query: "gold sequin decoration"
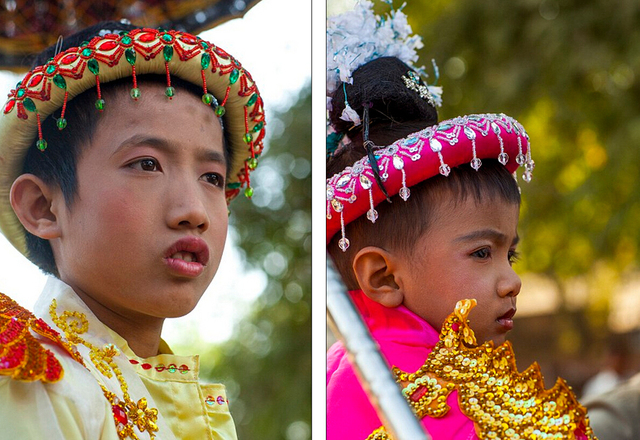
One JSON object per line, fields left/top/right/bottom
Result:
{"left": 366, "top": 299, "right": 597, "bottom": 440}
{"left": 50, "top": 300, "right": 159, "bottom": 439}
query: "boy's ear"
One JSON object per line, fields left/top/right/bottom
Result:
{"left": 10, "top": 174, "right": 62, "bottom": 240}
{"left": 352, "top": 246, "right": 404, "bottom": 308}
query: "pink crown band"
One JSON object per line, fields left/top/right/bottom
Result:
{"left": 326, "top": 113, "right": 533, "bottom": 249}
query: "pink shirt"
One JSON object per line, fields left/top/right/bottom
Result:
{"left": 327, "top": 290, "right": 478, "bottom": 440}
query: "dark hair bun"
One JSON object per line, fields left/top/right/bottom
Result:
{"left": 327, "top": 57, "right": 439, "bottom": 174}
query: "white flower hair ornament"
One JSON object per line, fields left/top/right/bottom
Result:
{"left": 326, "top": 0, "right": 442, "bottom": 125}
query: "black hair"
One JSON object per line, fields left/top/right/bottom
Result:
{"left": 326, "top": 57, "right": 520, "bottom": 289}
{"left": 21, "top": 21, "right": 231, "bottom": 276}
{"left": 327, "top": 57, "right": 439, "bottom": 176}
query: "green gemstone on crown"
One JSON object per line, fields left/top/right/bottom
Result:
{"left": 57, "top": 118, "right": 67, "bottom": 130}
{"left": 53, "top": 74, "right": 67, "bottom": 89}
{"left": 95, "top": 98, "right": 105, "bottom": 110}
{"left": 200, "top": 41, "right": 209, "bottom": 49}
{"left": 229, "top": 69, "right": 239, "bottom": 85}
{"left": 163, "top": 45, "right": 173, "bottom": 62}
{"left": 125, "top": 48, "right": 136, "bottom": 65}
{"left": 243, "top": 133, "right": 253, "bottom": 144}
{"left": 165, "top": 86, "right": 175, "bottom": 98}
{"left": 202, "top": 93, "right": 214, "bottom": 105}
{"left": 214, "top": 105, "right": 225, "bottom": 117}
{"left": 16, "top": 88, "right": 25, "bottom": 98}
{"left": 22, "top": 97, "right": 36, "bottom": 112}
{"left": 87, "top": 59, "right": 100, "bottom": 75}
{"left": 247, "top": 158, "right": 258, "bottom": 170}
{"left": 227, "top": 182, "right": 241, "bottom": 189}
{"left": 201, "top": 53, "right": 211, "bottom": 70}
{"left": 130, "top": 88, "right": 141, "bottom": 100}
{"left": 161, "top": 33, "right": 172, "bottom": 42}
{"left": 80, "top": 41, "right": 89, "bottom": 47}
{"left": 36, "top": 139, "right": 48, "bottom": 151}
{"left": 252, "top": 121, "right": 264, "bottom": 132}
{"left": 120, "top": 35, "right": 132, "bottom": 45}
{"left": 81, "top": 48, "right": 92, "bottom": 57}
{"left": 45, "top": 64, "right": 57, "bottom": 75}
{"left": 246, "top": 93, "right": 258, "bottom": 106}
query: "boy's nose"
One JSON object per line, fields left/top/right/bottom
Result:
{"left": 498, "top": 267, "right": 522, "bottom": 298}
{"left": 166, "top": 183, "right": 210, "bottom": 232}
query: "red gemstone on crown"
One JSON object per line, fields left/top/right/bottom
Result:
{"left": 98, "top": 41, "right": 118, "bottom": 52}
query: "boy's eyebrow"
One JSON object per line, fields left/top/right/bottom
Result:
{"left": 113, "top": 134, "right": 226, "bottom": 164}
{"left": 454, "top": 229, "right": 520, "bottom": 246}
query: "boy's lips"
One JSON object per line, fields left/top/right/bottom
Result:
{"left": 164, "top": 236, "right": 210, "bottom": 277}
{"left": 496, "top": 308, "right": 516, "bottom": 331}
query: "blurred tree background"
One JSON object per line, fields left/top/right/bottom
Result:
{"left": 200, "top": 89, "right": 311, "bottom": 440}
{"left": 385, "top": 0, "right": 640, "bottom": 394}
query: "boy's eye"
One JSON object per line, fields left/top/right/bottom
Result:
{"left": 508, "top": 250, "right": 520, "bottom": 265}
{"left": 130, "top": 158, "right": 160, "bottom": 172}
{"left": 202, "top": 172, "right": 225, "bottom": 188}
{"left": 472, "top": 248, "right": 490, "bottom": 259}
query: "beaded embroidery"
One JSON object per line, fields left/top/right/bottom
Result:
{"left": 49, "top": 300, "right": 159, "bottom": 440}
{"left": 326, "top": 113, "right": 534, "bottom": 250}
{"left": 365, "top": 300, "right": 596, "bottom": 440}
{"left": 0, "top": 292, "right": 82, "bottom": 382}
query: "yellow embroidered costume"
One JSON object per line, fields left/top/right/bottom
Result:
{"left": 0, "top": 277, "right": 236, "bottom": 440}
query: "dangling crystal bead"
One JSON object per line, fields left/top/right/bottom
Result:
{"left": 516, "top": 153, "right": 526, "bottom": 165}
{"left": 523, "top": 171, "right": 532, "bottom": 183}
{"left": 470, "top": 158, "right": 482, "bottom": 171}
{"left": 202, "top": 93, "right": 214, "bottom": 105}
{"left": 165, "top": 86, "right": 175, "bottom": 98}
{"left": 57, "top": 118, "right": 67, "bottom": 130}
{"left": 439, "top": 164, "right": 451, "bottom": 176}
{"left": 498, "top": 152, "right": 509, "bottom": 165}
{"left": 338, "top": 238, "right": 350, "bottom": 252}
{"left": 130, "top": 88, "right": 140, "bottom": 100}
{"left": 399, "top": 186, "right": 410, "bottom": 201}
{"left": 247, "top": 158, "right": 258, "bottom": 170}
{"left": 331, "top": 199, "right": 343, "bottom": 212}
{"left": 367, "top": 209, "right": 378, "bottom": 223}
{"left": 244, "top": 187, "right": 254, "bottom": 198}
{"left": 214, "top": 106, "right": 225, "bottom": 117}
{"left": 95, "top": 99, "right": 105, "bottom": 111}
{"left": 243, "top": 133, "right": 253, "bottom": 144}
{"left": 36, "top": 139, "right": 47, "bottom": 151}
{"left": 430, "top": 138, "right": 443, "bottom": 153}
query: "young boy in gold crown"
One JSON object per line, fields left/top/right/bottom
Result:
{"left": 0, "top": 21, "right": 265, "bottom": 439}
{"left": 326, "top": 2, "right": 596, "bottom": 439}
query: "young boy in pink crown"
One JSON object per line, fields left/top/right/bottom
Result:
{"left": 326, "top": 2, "right": 596, "bottom": 439}
{"left": 0, "top": 21, "right": 265, "bottom": 439}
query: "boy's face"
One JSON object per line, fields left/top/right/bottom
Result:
{"left": 397, "top": 194, "right": 521, "bottom": 346}
{"left": 51, "top": 82, "right": 228, "bottom": 322}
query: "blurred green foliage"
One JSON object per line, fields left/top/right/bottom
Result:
{"left": 201, "top": 89, "right": 311, "bottom": 440}
{"left": 397, "top": 0, "right": 640, "bottom": 383}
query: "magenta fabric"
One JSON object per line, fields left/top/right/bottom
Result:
{"left": 327, "top": 290, "right": 479, "bottom": 440}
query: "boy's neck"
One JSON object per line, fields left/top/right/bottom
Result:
{"left": 72, "top": 286, "right": 164, "bottom": 358}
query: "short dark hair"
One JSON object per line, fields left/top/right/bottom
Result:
{"left": 328, "top": 160, "right": 522, "bottom": 290}
{"left": 21, "top": 23, "right": 230, "bottom": 276}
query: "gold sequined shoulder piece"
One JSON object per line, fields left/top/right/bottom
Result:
{"left": 389, "top": 299, "right": 597, "bottom": 440}
{"left": 0, "top": 292, "right": 82, "bottom": 382}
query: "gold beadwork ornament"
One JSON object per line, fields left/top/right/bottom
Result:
{"left": 0, "top": 292, "right": 82, "bottom": 382}
{"left": 366, "top": 299, "right": 597, "bottom": 440}
{"left": 50, "top": 300, "right": 159, "bottom": 439}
